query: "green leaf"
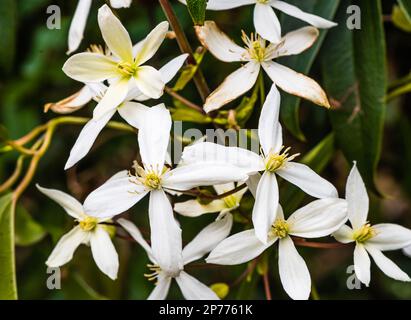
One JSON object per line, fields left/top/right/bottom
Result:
{"left": 173, "top": 48, "right": 206, "bottom": 91}
{"left": 0, "top": 193, "right": 18, "bottom": 299}
{"left": 186, "top": 0, "right": 207, "bottom": 25}
{"left": 63, "top": 273, "right": 107, "bottom": 300}
{"left": 15, "top": 204, "right": 46, "bottom": 246}
{"left": 398, "top": 0, "right": 411, "bottom": 21}
{"left": 321, "top": 0, "right": 386, "bottom": 194}
{"left": 392, "top": 5, "right": 411, "bottom": 32}
{"left": 0, "top": 0, "right": 17, "bottom": 74}
{"left": 171, "top": 101, "right": 212, "bottom": 124}
{"left": 279, "top": 0, "right": 340, "bottom": 141}
{"left": 235, "top": 82, "right": 259, "bottom": 127}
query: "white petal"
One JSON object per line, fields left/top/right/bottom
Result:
{"left": 148, "top": 274, "right": 172, "bottom": 300}
{"left": 174, "top": 199, "right": 227, "bottom": 217}
{"left": 36, "top": 185, "right": 83, "bottom": 219}
{"left": 163, "top": 163, "right": 249, "bottom": 191}
{"left": 138, "top": 104, "right": 171, "bottom": 169}
{"left": 207, "top": 229, "right": 273, "bottom": 265}
{"left": 403, "top": 245, "right": 411, "bottom": 258}
{"left": 117, "top": 218, "right": 154, "bottom": 261}
{"left": 46, "top": 226, "right": 87, "bottom": 267}
{"left": 277, "top": 162, "right": 338, "bottom": 199}
{"left": 98, "top": 4, "right": 133, "bottom": 62}
{"left": 45, "top": 86, "right": 95, "bottom": 114}
{"left": 117, "top": 101, "right": 148, "bottom": 129}
{"left": 262, "top": 61, "right": 330, "bottom": 108}
{"left": 246, "top": 173, "right": 261, "bottom": 198}
{"left": 345, "top": 162, "right": 369, "bottom": 230}
{"left": 149, "top": 190, "right": 183, "bottom": 275}
{"left": 204, "top": 62, "right": 260, "bottom": 113}
{"left": 204, "top": 0, "right": 255, "bottom": 10}
{"left": 354, "top": 243, "right": 371, "bottom": 286}
{"left": 176, "top": 271, "right": 219, "bottom": 300}
{"left": 65, "top": 110, "right": 115, "bottom": 170}
{"left": 271, "top": 1, "right": 337, "bottom": 29}
{"left": 213, "top": 182, "right": 235, "bottom": 195}
{"left": 134, "top": 21, "right": 169, "bottom": 65}
{"left": 288, "top": 198, "right": 348, "bottom": 238}
{"left": 270, "top": 26, "right": 319, "bottom": 59}
{"left": 109, "top": 0, "right": 132, "bottom": 8}
{"left": 252, "top": 172, "right": 279, "bottom": 244}
{"left": 195, "top": 21, "right": 248, "bottom": 63}
{"left": 333, "top": 225, "right": 355, "bottom": 244}
{"left": 84, "top": 171, "right": 148, "bottom": 218}
{"left": 366, "top": 245, "right": 411, "bottom": 282}
{"left": 278, "top": 236, "right": 311, "bottom": 300}
{"left": 67, "top": 0, "right": 93, "bottom": 55}
{"left": 93, "top": 78, "right": 131, "bottom": 120}
{"left": 254, "top": 3, "right": 281, "bottom": 44}
{"left": 367, "top": 224, "right": 411, "bottom": 251}
{"left": 159, "top": 54, "right": 189, "bottom": 84}
{"left": 134, "top": 66, "right": 165, "bottom": 99}
{"left": 90, "top": 226, "right": 119, "bottom": 280}
{"left": 258, "top": 85, "right": 282, "bottom": 155}
{"left": 183, "top": 214, "right": 233, "bottom": 264}
{"left": 63, "top": 53, "right": 118, "bottom": 83}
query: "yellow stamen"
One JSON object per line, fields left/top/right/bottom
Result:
{"left": 117, "top": 61, "right": 137, "bottom": 77}
{"left": 265, "top": 147, "right": 300, "bottom": 173}
{"left": 270, "top": 219, "right": 289, "bottom": 239}
{"left": 223, "top": 195, "right": 238, "bottom": 209}
{"left": 79, "top": 216, "right": 98, "bottom": 232}
{"left": 353, "top": 223, "right": 376, "bottom": 243}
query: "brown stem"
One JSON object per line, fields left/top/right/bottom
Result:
{"left": 230, "top": 258, "right": 258, "bottom": 288}
{"left": 292, "top": 237, "right": 349, "bottom": 249}
{"left": 159, "top": 0, "right": 210, "bottom": 102}
{"left": 263, "top": 272, "right": 272, "bottom": 300}
{"left": 165, "top": 86, "right": 205, "bottom": 114}
{"left": 0, "top": 156, "right": 26, "bottom": 193}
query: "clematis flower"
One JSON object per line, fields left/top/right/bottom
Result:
{"left": 64, "top": 53, "right": 188, "bottom": 170}
{"left": 333, "top": 163, "right": 411, "bottom": 286}
{"left": 180, "top": 0, "right": 336, "bottom": 44}
{"left": 37, "top": 185, "right": 119, "bottom": 280}
{"left": 181, "top": 85, "right": 337, "bottom": 243}
{"left": 207, "top": 199, "right": 347, "bottom": 300}
{"left": 174, "top": 182, "right": 247, "bottom": 218}
{"left": 195, "top": 21, "right": 330, "bottom": 113}
{"left": 68, "top": 0, "right": 132, "bottom": 55}
{"left": 118, "top": 214, "right": 233, "bottom": 300}
{"left": 64, "top": 5, "right": 168, "bottom": 120}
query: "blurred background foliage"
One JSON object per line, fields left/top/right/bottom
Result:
{"left": 1, "top": 0, "right": 411, "bottom": 300}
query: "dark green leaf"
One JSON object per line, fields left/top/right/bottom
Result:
{"left": 398, "top": 0, "right": 411, "bottom": 21}
{"left": 186, "top": 0, "right": 207, "bottom": 25}
{"left": 15, "top": 204, "right": 46, "bottom": 246}
{"left": 0, "top": 0, "right": 17, "bottom": 74}
{"left": 392, "top": 5, "right": 411, "bottom": 32}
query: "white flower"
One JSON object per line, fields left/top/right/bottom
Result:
{"left": 404, "top": 245, "right": 411, "bottom": 258}
{"left": 36, "top": 185, "right": 119, "bottom": 280}
{"left": 181, "top": 85, "right": 338, "bottom": 243}
{"left": 174, "top": 182, "right": 247, "bottom": 218}
{"left": 207, "top": 199, "right": 347, "bottom": 300}
{"left": 195, "top": 21, "right": 330, "bottom": 113}
{"left": 333, "top": 163, "right": 411, "bottom": 286}
{"left": 117, "top": 214, "right": 233, "bottom": 300}
{"left": 64, "top": 54, "right": 188, "bottom": 170}
{"left": 68, "top": 0, "right": 132, "bottom": 55}
{"left": 180, "top": 0, "right": 336, "bottom": 44}
{"left": 64, "top": 5, "right": 167, "bottom": 120}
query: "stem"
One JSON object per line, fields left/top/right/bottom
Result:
{"left": 258, "top": 72, "right": 265, "bottom": 107}
{"left": 230, "top": 258, "right": 258, "bottom": 288}
{"left": 159, "top": 0, "right": 210, "bottom": 102}
{"left": 263, "top": 272, "right": 272, "bottom": 300}
{"left": 292, "top": 237, "right": 348, "bottom": 249}
{"left": 0, "top": 156, "right": 25, "bottom": 193}
{"left": 165, "top": 86, "right": 205, "bottom": 114}
{"left": 171, "top": 183, "right": 248, "bottom": 200}
{"left": 311, "top": 284, "right": 320, "bottom": 300}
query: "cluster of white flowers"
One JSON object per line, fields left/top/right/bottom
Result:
{"left": 39, "top": 2, "right": 411, "bottom": 300}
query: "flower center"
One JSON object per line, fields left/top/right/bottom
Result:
{"left": 264, "top": 147, "right": 299, "bottom": 173}
{"left": 256, "top": 0, "right": 270, "bottom": 3}
{"left": 144, "top": 264, "right": 162, "bottom": 284}
{"left": 117, "top": 61, "right": 137, "bottom": 77}
{"left": 79, "top": 216, "right": 98, "bottom": 232}
{"left": 270, "top": 219, "right": 289, "bottom": 239}
{"left": 241, "top": 32, "right": 268, "bottom": 62}
{"left": 223, "top": 195, "right": 238, "bottom": 209}
{"left": 353, "top": 223, "right": 376, "bottom": 243}
{"left": 132, "top": 161, "right": 169, "bottom": 190}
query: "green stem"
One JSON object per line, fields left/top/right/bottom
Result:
{"left": 258, "top": 72, "right": 266, "bottom": 107}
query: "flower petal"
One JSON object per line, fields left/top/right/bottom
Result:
{"left": 159, "top": 54, "right": 189, "bottom": 84}
{"left": 90, "top": 226, "right": 119, "bottom": 280}
{"left": 67, "top": 0, "right": 93, "bottom": 54}
{"left": 288, "top": 198, "right": 348, "bottom": 238}
{"left": 36, "top": 185, "right": 83, "bottom": 219}
{"left": 183, "top": 214, "right": 233, "bottom": 264}
{"left": 345, "top": 162, "right": 369, "bottom": 230}
{"left": 65, "top": 109, "right": 115, "bottom": 170}
{"left": 63, "top": 53, "right": 118, "bottom": 83}
{"left": 367, "top": 224, "right": 411, "bottom": 251}
{"left": 204, "top": 62, "right": 260, "bottom": 113}
{"left": 98, "top": 4, "right": 133, "bottom": 62}
{"left": 258, "top": 85, "right": 282, "bottom": 155}
{"left": 110, "top": 0, "right": 132, "bottom": 8}
{"left": 147, "top": 274, "right": 172, "bottom": 300}
{"left": 195, "top": 21, "right": 248, "bottom": 63}
{"left": 176, "top": 271, "right": 219, "bottom": 300}
{"left": 206, "top": 229, "right": 273, "bottom": 265}
{"left": 366, "top": 245, "right": 411, "bottom": 282}
{"left": 278, "top": 236, "right": 311, "bottom": 300}
{"left": 252, "top": 171, "right": 279, "bottom": 244}
{"left": 354, "top": 243, "right": 371, "bottom": 286}
{"left": 134, "top": 21, "right": 169, "bottom": 65}
{"left": 174, "top": 199, "right": 227, "bottom": 217}
{"left": 254, "top": 3, "right": 281, "bottom": 44}
{"left": 46, "top": 226, "right": 87, "bottom": 267}
{"left": 204, "top": 0, "right": 255, "bottom": 10}
{"left": 246, "top": 173, "right": 261, "bottom": 198}
{"left": 277, "top": 162, "right": 338, "bottom": 199}
{"left": 333, "top": 225, "right": 355, "bottom": 244}
{"left": 134, "top": 66, "right": 165, "bottom": 99}
{"left": 138, "top": 104, "right": 171, "bottom": 169}
{"left": 149, "top": 190, "right": 183, "bottom": 275}
{"left": 403, "top": 245, "right": 411, "bottom": 258}
{"left": 117, "top": 101, "right": 149, "bottom": 129}
{"left": 262, "top": 61, "right": 330, "bottom": 108}
{"left": 84, "top": 171, "right": 148, "bottom": 218}
{"left": 44, "top": 85, "right": 94, "bottom": 114}
{"left": 271, "top": 1, "right": 337, "bottom": 29}
{"left": 163, "top": 162, "right": 249, "bottom": 191}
